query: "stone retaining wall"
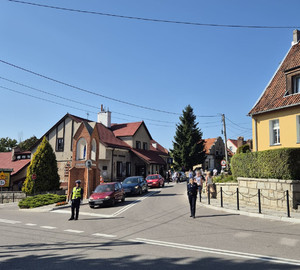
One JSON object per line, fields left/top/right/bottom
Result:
{"left": 0, "top": 191, "right": 26, "bottom": 203}
{"left": 215, "top": 183, "right": 238, "bottom": 204}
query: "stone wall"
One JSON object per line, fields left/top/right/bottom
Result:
{"left": 215, "top": 182, "right": 238, "bottom": 204}
{"left": 0, "top": 191, "right": 26, "bottom": 203}
{"left": 237, "top": 177, "right": 300, "bottom": 210}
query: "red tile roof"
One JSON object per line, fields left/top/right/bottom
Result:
{"left": 150, "top": 140, "right": 169, "bottom": 155}
{"left": 204, "top": 138, "right": 216, "bottom": 154}
{"left": 0, "top": 152, "right": 30, "bottom": 175}
{"left": 111, "top": 122, "right": 143, "bottom": 137}
{"left": 131, "top": 149, "right": 166, "bottom": 165}
{"left": 228, "top": 139, "right": 238, "bottom": 148}
{"left": 96, "top": 123, "right": 131, "bottom": 149}
{"left": 249, "top": 42, "right": 300, "bottom": 115}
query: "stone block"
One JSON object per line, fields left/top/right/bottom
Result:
{"left": 257, "top": 182, "right": 265, "bottom": 190}
{"left": 247, "top": 181, "right": 257, "bottom": 189}
{"left": 239, "top": 181, "right": 247, "bottom": 187}
{"left": 239, "top": 187, "right": 249, "bottom": 194}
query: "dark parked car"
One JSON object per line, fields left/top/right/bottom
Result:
{"left": 122, "top": 176, "right": 148, "bottom": 195}
{"left": 88, "top": 182, "right": 125, "bottom": 208}
{"left": 179, "top": 172, "right": 188, "bottom": 182}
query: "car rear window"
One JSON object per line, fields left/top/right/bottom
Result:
{"left": 146, "top": 175, "right": 158, "bottom": 180}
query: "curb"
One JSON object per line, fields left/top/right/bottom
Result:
{"left": 199, "top": 202, "right": 300, "bottom": 224}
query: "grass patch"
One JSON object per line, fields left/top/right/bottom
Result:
{"left": 18, "top": 194, "right": 66, "bottom": 209}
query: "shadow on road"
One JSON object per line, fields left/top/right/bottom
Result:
{"left": 0, "top": 239, "right": 297, "bottom": 270}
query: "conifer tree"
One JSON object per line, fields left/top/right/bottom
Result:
{"left": 23, "top": 137, "right": 60, "bottom": 194}
{"left": 171, "top": 105, "right": 206, "bottom": 171}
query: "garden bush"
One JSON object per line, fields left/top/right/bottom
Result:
{"left": 231, "top": 148, "right": 300, "bottom": 180}
{"left": 213, "top": 174, "right": 236, "bottom": 183}
{"left": 236, "top": 144, "right": 251, "bottom": 154}
{"left": 18, "top": 194, "right": 66, "bottom": 209}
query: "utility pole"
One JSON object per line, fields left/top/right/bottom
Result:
{"left": 222, "top": 114, "right": 229, "bottom": 171}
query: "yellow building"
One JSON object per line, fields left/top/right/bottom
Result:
{"left": 249, "top": 30, "right": 300, "bottom": 151}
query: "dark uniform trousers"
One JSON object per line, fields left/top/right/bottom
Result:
{"left": 71, "top": 198, "right": 81, "bottom": 220}
{"left": 188, "top": 194, "right": 197, "bottom": 217}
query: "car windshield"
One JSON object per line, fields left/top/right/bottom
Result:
{"left": 146, "top": 175, "right": 158, "bottom": 180}
{"left": 123, "top": 178, "right": 139, "bottom": 184}
{"left": 94, "top": 184, "right": 114, "bottom": 193}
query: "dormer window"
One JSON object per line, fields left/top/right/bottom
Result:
{"left": 293, "top": 75, "right": 300, "bottom": 93}
{"left": 136, "top": 141, "right": 141, "bottom": 149}
{"left": 285, "top": 66, "right": 300, "bottom": 95}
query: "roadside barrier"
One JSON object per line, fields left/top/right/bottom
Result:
{"left": 206, "top": 187, "right": 296, "bottom": 218}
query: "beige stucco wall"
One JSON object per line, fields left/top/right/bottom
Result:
{"left": 252, "top": 106, "right": 300, "bottom": 151}
{"left": 133, "top": 126, "right": 151, "bottom": 149}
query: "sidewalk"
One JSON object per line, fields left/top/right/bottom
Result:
{"left": 198, "top": 194, "right": 300, "bottom": 224}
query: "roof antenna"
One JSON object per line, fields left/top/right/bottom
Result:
{"left": 86, "top": 112, "right": 89, "bottom": 120}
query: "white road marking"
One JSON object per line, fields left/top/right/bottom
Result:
{"left": 64, "top": 229, "right": 84, "bottom": 233}
{"left": 51, "top": 209, "right": 112, "bottom": 218}
{"left": 280, "top": 237, "right": 299, "bottom": 247}
{"left": 92, "top": 233, "right": 116, "bottom": 238}
{"left": 0, "top": 218, "right": 21, "bottom": 224}
{"left": 132, "top": 238, "right": 300, "bottom": 266}
{"left": 25, "top": 223, "right": 37, "bottom": 226}
{"left": 40, "top": 226, "right": 56, "bottom": 229}
{"left": 112, "top": 191, "right": 159, "bottom": 217}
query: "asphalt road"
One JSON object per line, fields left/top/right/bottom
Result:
{"left": 1, "top": 182, "right": 300, "bottom": 270}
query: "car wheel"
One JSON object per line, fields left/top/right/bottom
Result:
{"left": 121, "top": 195, "right": 125, "bottom": 202}
{"left": 139, "top": 188, "right": 142, "bottom": 195}
{"left": 145, "top": 187, "right": 148, "bottom": 193}
{"left": 89, "top": 205, "right": 95, "bottom": 209}
{"left": 162, "top": 182, "right": 165, "bottom": 187}
{"left": 111, "top": 198, "right": 116, "bottom": 207}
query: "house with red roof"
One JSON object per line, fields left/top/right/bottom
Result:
{"left": 32, "top": 105, "right": 169, "bottom": 197}
{"left": 227, "top": 137, "right": 252, "bottom": 155}
{"left": 249, "top": 30, "right": 300, "bottom": 151}
{"left": 0, "top": 148, "right": 31, "bottom": 190}
{"left": 202, "top": 137, "right": 225, "bottom": 172}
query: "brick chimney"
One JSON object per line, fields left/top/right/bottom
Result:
{"left": 97, "top": 104, "right": 111, "bottom": 128}
{"left": 237, "top": 136, "right": 244, "bottom": 148}
{"left": 292, "top": 29, "right": 300, "bottom": 45}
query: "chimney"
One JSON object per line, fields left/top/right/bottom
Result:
{"left": 292, "top": 29, "right": 300, "bottom": 45}
{"left": 97, "top": 104, "right": 111, "bottom": 128}
{"left": 237, "top": 136, "right": 244, "bottom": 148}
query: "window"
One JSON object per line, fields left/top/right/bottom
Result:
{"left": 293, "top": 76, "right": 300, "bottom": 94}
{"left": 143, "top": 142, "right": 148, "bottom": 150}
{"left": 269, "top": 119, "right": 280, "bottom": 145}
{"left": 297, "top": 115, "right": 300, "bottom": 143}
{"left": 126, "top": 162, "right": 131, "bottom": 177}
{"left": 117, "top": 162, "right": 122, "bottom": 177}
{"left": 56, "top": 138, "right": 64, "bottom": 151}
{"left": 136, "top": 141, "right": 141, "bottom": 149}
{"left": 76, "top": 138, "right": 87, "bottom": 160}
{"left": 91, "top": 139, "right": 96, "bottom": 160}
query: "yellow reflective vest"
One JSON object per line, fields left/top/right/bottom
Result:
{"left": 72, "top": 187, "right": 82, "bottom": 200}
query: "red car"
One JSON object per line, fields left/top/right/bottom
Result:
{"left": 88, "top": 182, "right": 125, "bottom": 208}
{"left": 146, "top": 174, "right": 165, "bottom": 188}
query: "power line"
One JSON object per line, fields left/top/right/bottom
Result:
{"left": 0, "top": 59, "right": 219, "bottom": 118}
{"left": 225, "top": 116, "right": 252, "bottom": 131}
{"left": 7, "top": 0, "right": 300, "bottom": 29}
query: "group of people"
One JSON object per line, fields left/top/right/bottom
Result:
{"left": 187, "top": 169, "right": 216, "bottom": 218}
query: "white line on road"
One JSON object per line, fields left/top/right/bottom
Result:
{"left": 0, "top": 218, "right": 21, "bottom": 224}
{"left": 51, "top": 209, "right": 112, "bottom": 218}
{"left": 112, "top": 191, "right": 159, "bottom": 217}
{"left": 132, "top": 238, "right": 300, "bottom": 266}
{"left": 64, "top": 229, "right": 84, "bottom": 233}
{"left": 40, "top": 226, "right": 56, "bottom": 229}
{"left": 25, "top": 223, "right": 37, "bottom": 226}
{"left": 92, "top": 233, "right": 116, "bottom": 238}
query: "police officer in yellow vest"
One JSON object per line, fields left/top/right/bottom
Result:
{"left": 69, "top": 180, "right": 83, "bottom": 221}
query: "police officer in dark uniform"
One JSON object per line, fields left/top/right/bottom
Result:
{"left": 187, "top": 178, "right": 198, "bottom": 218}
{"left": 69, "top": 180, "right": 84, "bottom": 221}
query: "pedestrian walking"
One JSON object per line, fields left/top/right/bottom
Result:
{"left": 188, "top": 169, "right": 194, "bottom": 179}
{"left": 165, "top": 170, "right": 170, "bottom": 184}
{"left": 69, "top": 180, "right": 83, "bottom": 221}
{"left": 195, "top": 170, "right": 204, "bottom": 202}
{"left": 187, "top": 178, "right": 198, "bottom": 218}
{"left": 206, "top": 171, "right": 216, "bottom": 199}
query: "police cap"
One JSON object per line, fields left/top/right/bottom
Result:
{"left": 75, "top": 180, "right": 81, "bottom": 184}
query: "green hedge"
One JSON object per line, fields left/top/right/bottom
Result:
{"left": 18, "top": 194, "right": 66, "bottom": 209}
{"left": 231, "top": 148, "right": 300, "bottom": 180}
{"left": 213, "top": 174, "right": 236, "bottom": 183}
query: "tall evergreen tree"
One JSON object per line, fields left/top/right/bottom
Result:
{"left": 22, "top": 137, "right": 60, "bottom": 194}
{"left": 171, "top": 105, "right": 206, "bottom": 171}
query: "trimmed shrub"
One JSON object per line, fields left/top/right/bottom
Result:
{"left": 231, "top": 148, "right": 300, "bottom": 180}
{"left": 213, "top": 174, "right": 236, "bottom": 183}
{"left": 236, "top": 144, "right": 251, "bottom": 154}
{"left": 18, "top": 194, "right": 66, "bottom": 209}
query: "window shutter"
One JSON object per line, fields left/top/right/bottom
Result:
{"left": 297, "top": 116, "right": 300, "bottom": 143}
{"left": 269, "top": 120, "right": 273, "bottom": 145}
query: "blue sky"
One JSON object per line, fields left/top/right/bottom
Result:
{"left": 1, "top": 0, "right": 299, "bottom": 150}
